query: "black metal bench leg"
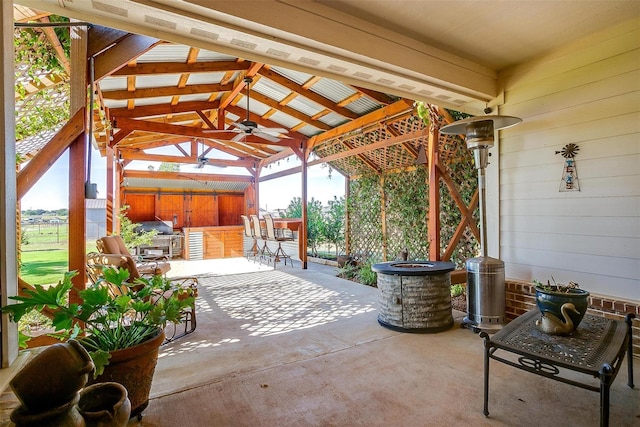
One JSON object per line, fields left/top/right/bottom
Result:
{"left": 626, "top": 314, "right": 635, "bottom": 389}
{"left": 480, "top": 331, "right": 491, "bottom": 417}
{"left": 599, "top": 363, "right": 613, "bottom": 427}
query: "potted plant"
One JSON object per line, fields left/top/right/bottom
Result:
{"left": 533, "top": 277, "right": 590, "bottom": 332}
{"left": 2, "top": 267, "right": 195, "bottom": 419}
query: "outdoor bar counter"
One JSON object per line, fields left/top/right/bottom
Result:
{"left": 183, "top": 226, "right": 244, "bottom": 260}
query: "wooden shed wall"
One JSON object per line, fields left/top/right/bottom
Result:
{"left": 497, "top": 18, "right": 640, "bottom": 300}
{"left": 123, "top": 192, "right": 245, "bottom": 230}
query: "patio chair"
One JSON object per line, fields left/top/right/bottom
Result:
{"left": 241, "top": 215, "right": 258, "bottom": 261}
{"left": 86, "top": 252, "right": 198, "bottom": 343}
{"left": 250, "top": 214, "right": 273, "bottom": 264}
{"left": 263, "top": 213, "right": 294, "bottom": 269}
{"left": 96, "top": 235, "right": 171, "bottom": 277}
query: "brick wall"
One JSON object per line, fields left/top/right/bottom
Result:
{"left": 505, "top": 280, "right": 640, "bottom": 358}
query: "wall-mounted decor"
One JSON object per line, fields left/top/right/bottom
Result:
{"left": 556, "top": 143, "right": 580, "bottom": 192}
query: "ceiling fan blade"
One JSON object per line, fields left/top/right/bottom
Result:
{"left": 253, "top": 130, "right": 281, "bottom": 143}
{"left": 261, "top": 127, "right": 289, "bottom": 134}
{"left": 231, "top": 133, "right": 246, "bottom": 142}
{"left": 202, "top": 128, "right": 237, "bottom": 134}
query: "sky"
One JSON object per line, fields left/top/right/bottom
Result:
{"left": 20, "top": 145, "right": 345, "bottom": 212}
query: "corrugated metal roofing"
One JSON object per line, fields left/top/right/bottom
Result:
{"left": 137, "top": 44, "right": 192, "bottom": 62}
{"left": 97, "top": 76, "right": 127, "bottom": 91}
{"left": 187, "top": 72, "right": 227, "bottom": 85}
{"left": 136, "top": 74, "right": 180, "bottom": 89}
{"left": 286, "top": 96, "right": 324, "bottom": 118}
{"left": 309, "top": 79, "right": 357, "bottom": 104}
{"left": 196, "top": 50, "right": 236, "bottom": 62}
{"left": 122, "top": 177, "right": 250, "bottom": 192}
{"left": 270, "top": 66, "right": 313, "bottom": 86}
{"left": 252, "top": 79, "right": 289, "bottom": 102}
{"left": 86, "top": 198, "right": 107, "bottom": 209}
{"left": 345, "top": 97, "right": 384, "bottom": 115}
{"left": 319, "top": 112, "right": 350, "bottom": 128}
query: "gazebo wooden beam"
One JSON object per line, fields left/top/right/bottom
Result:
{"left": 93, "top": 34, "right": 160, "bottom": 81}
{"left": 308, "top": 99, "right": 414, "bottom": 148}
{"left": 123, "top": 169, "right": 254, "bottom": 183}
{"left": 259, "top": 68, "right": 359, "bottom": 119}
{"left": 117, "top": 149, "right": 255, "bottom": 168}
{"left": 110, "top": 60, "right": 251, "bottom": 76}
{"left": 101, "top": 82, "right": 234, "bottom": 100}
{"left": 107, "top": 100, "right": 221, "bottom": 119}
{"left": 16, "top": 108, "right": 85, "bottom": 199}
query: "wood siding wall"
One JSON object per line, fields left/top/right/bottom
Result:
{"left": 123, "top": 192, "right": 245, "bottom": 229}
{"left": 497, "top": 19, "right": 640, "bottom": 300}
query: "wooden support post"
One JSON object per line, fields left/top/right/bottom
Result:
{"left": 380, "top": 175, "right": 387, "bottom": 261}
{"left": 68, "top": 22, "right": 88, "bottom": 300}
{"left": 344, "top": 177, "right": 351, "bottom": 257}
{"left": 1, "top": 0, "right": 18, "bottom": 367}
{"left": 428, "top": 124, "right": 441, "bottom": 261}
{"left": 106, "top": 146, "right": 114, "bottom": 234}
{"left": 301, "top": 147, "right": 309, "bottom": 269}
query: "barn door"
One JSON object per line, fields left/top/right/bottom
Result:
{"left": 123, "top": 194, "right": 155, "bottom": 222}
{"left": 218, "top": 195, "right": 244, "bottom": 226}
{"left": 156, "top": 194, "right": 185, "bottom": 229}
{"left": 188, "top": 194, "right": 218, "bottom": 227}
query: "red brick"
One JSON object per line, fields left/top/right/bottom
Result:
{"left": 613, "top": 301, "right": 625, "bottom": 312}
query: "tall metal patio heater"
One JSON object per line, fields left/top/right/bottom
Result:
{"left": 440, "top": 115, "right": 522, "bottom": 332}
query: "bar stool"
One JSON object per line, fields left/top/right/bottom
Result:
{"left": 263, "top": 213, "right": 294, "bottom": 268}
{"left": 250, "top": 214, "right": 273, "bottom": 264}
{"left": 241, "top": 215, "right": 258, "bottom": 261}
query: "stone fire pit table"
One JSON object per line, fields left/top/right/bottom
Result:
{"left": 372, "top": 261, "right": 456, "bottom": 333}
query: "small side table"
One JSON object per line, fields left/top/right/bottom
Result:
{"left": 480, "top": 310, "right": 635, "bottom": 427}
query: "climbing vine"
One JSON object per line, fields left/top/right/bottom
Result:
{"left": 346, "top": 105, "right": 479, "bottom": 269}
{"left": 14, "top": 15, "right": 71, "bottom": 141}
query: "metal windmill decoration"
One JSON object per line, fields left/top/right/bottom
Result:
{"left": 556, "top": 143, "right": 580, "bottom": 191}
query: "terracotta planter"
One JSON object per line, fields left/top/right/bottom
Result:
{"left": 87, "top": 329, "right": 165, "bottom": 419}
{"left": 10, "top": 339, "right": 94, "bottom": 414}
{"left": 79, "top": 382, "right": 131, "bottom": 426}
{"left": 535, "top": 286, "right": 590, "bottom": 330}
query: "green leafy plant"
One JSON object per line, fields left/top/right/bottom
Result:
{"left": 450, "top": 284, "right": 465, "bottom": 298}
{"left": 358, "top": 258, "right": 378, "bottom": 287}
{"left": 322, "top": 196, "right": 346, "bottom": 257}
{"left": 2, "top": 268, "right": 195, "bottom": 377}
{"left": 533, "top": 277, "right": 580, "bottom": 293}
{"left": 118, "top": 205, "right": 157, "bottom": 250}
{"left": 337, "top": 262, "right": 359, "bottom": 280}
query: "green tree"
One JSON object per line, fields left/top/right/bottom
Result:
{"left": 118, "top": 206, "right": 157, "bottom": 251}
{"left": 322, "top": 196, "right": 345, "bottom": 258}
{"left": 159, "top": 162, "right": 180, "bottom": 172}
{"left": 282, "top": 197, "right": 325, "bottom": 257}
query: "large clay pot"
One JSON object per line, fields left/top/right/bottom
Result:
{"left": 10, "top": 394, "right": 84, "bottom": 427}
{"left": 535, "top": 286, "right": 590, "bottom": 330}
{"left": 10, "top": 340, "right": 94, "bottom": 414}
{"left": 86, "top": 329, "right": 164, "bottom": 419}
{"left": 78, "top": 382, "right": 131, "bottom": 427}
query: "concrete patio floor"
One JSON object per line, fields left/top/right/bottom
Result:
{"left": 137, "top": 258, "right": 639, "bottom": 426}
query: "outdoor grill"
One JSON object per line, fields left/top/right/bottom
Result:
{"left": 440, "top": 115, "right": 522, "bottom": 332}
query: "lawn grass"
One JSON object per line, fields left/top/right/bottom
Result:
{"left": 20, "top": 249, "right": 68, "bottom": 286}
{"left": 20, "top": 240, "right": 102, "bottom": 286}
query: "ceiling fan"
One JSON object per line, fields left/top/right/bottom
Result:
{"left": 205, "top": 76, "right": 290, "bottom": 143}
{"left": 195, "top": 139, "right": 209, "bottom": 169}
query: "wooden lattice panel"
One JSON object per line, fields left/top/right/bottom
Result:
{"left": 344, "top": 106, "right": 479, "bottom": 267}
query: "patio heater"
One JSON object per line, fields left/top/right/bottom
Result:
{"left": 440, "top": 115, "right": 522, "bottom": 332}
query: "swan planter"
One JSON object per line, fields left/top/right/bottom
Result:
{"left": 533, "top": 280, "right": 590, "bottom": 335}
